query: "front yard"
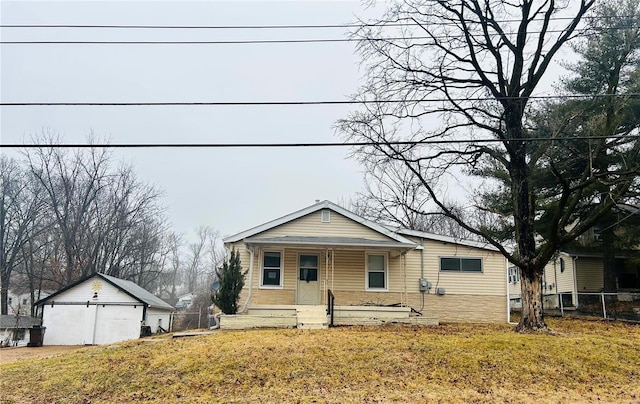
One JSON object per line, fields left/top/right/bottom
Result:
{"left": 1, "top": 318, "right": 639, "bottom": 403}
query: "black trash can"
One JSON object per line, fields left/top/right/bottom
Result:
{"left": 27, "top": 325, "right": 46, "bottom": 347}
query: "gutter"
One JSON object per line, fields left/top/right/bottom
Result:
{"left": 239, "top": 246, "right": 255, "bottom": 314}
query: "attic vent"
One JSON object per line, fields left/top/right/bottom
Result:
{"left": 321, "top": 209, "right": 331, "bottom": 223}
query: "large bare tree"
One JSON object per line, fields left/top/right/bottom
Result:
{"left": 0, "top": 157, "right": 44, "bottom": 314}
{"left": 339, "top": 0, "right": 640, "bottom": 331}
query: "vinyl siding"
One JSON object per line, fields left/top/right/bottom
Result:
{"left": 256, "top": 211, "right": 392, "bottom": 241}
{"left": 415, "top": 237, "right": 507, "bottom": 296}
{"left": 48, "top": 279, "right": 140, "bottom": 304}
{"left": 226, "top": 216, "right": 507, "bottom": 322}
{"left": 576, "top": 257, "right": 604, "bottom": 291}
{"left": 547, "top": 253, "right": 575, "bottom": 293}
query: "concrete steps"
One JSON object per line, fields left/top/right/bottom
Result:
{"left": 296, "top": 305, "right": 328, "bottom": 329}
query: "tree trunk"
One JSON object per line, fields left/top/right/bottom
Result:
{"left": 516, "top": 266, "right": 546, "bottom": 331}
{"left": 601, "top": 212, "right": 618, "bottom": 292}
{"left": 0, "top": 271, "right": 9, "bottom": 315}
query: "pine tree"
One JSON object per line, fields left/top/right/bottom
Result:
{"left": 211, "top": 248, "right": 246, "bottom": 314}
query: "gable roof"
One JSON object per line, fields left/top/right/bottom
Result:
{"left": 0, "top": 315, "right": 41, "bottom": 329}
{"left": 394, "top": 227, "right": 501, "bottom": 252}
{"left": 223, "top": 200, "right": 420, "bottom": 248}
{"left": 35, "top": 273, "right": 174, "bottom": 311}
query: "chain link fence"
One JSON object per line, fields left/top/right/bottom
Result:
{"left": 510, "top": 291, "right": 640, "bottom": 322}
{"left": 171, "top": 307, "right": 211, "bottom": 331}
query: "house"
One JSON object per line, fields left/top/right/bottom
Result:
{"left": 222, "top": 200, "right": 508, "bottom": 328}
{"left": 35, "top": 273, "right": 174, "bottom": 345}
{"left": 509, "top": 205, "right": 640, "bottom": 311}
{"left": 0, "top": 315, "right": 40, "bottom": 347}
{"left": 175, "top": 292, "right": 196, "bottom": 310}
{"left": 5, "top": 290, "right": 51, "bottom": 316}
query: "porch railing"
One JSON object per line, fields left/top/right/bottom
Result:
{"left": 327, "top": 289, "right": 335, "bottom": 327}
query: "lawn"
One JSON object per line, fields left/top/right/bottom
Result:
{"left": 1, "top": 318, "right": 639, "bottom": 403}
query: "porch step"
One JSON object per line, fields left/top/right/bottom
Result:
{"left": 296, "top": 305, "right": 328, "bottom": 330}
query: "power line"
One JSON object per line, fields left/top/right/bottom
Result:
{"left": 0, "top": 15, "right": 634, "bottom": 30}
{"left": 2, "top": 135, "right": 638, "bottom": 149}
{"left": 3, "top": 93, "right": 640, "bottom": 106}
{"left": 0, "top": 38, "right": 371, "bottom": 45}
{"left": 3, "top": 24, "right": 637, "bottom": 45}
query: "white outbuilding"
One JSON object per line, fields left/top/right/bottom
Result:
{"left": 35, "top": 273, "right": 174, "bottom": 345}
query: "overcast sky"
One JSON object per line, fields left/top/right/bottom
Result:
{"left": 1, "top": 1, "right": 390, "bottom": 240}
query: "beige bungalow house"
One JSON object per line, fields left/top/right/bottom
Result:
{"left": 222, "top": 200, "right": 508, "bottom": 328}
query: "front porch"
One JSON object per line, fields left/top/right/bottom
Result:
{"left": 218, "top": 304, "right": 439, "bottom": 330}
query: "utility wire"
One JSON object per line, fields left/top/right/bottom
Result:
{"left": 0, "top": 15, "right": 635, "bottom": 29}
{"left": 2, "top": 25, "right": 636, "bottom": 45}
{"left": 0, "top": 27, "right": 631, "bottom": 45}
{"left": 2, "top": 135, "right": 638, "bottom": 149}
{"left": 3, "top": 93, "right": 640, "bottom": 106}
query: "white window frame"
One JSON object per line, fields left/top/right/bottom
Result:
{"left": 508, "top": 266, "right": 520, "bottom": 284}
{"left": 260, "top": 250, "right": 284, "bottom": 289}
{"left": 321, "top": 209, "right": 331, "bottom": 223}
{"left": 298, "top": 252, "right": 320, "bottom": 283}
{"left": 439, "top": 257, "right": 483, "bottom": 273}
{"left": 365, "top": 252, "right": 389, "bottom": 292}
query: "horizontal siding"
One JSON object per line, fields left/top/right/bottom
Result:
{"left": 421, "top": 240, "right": 507, "bottom": 296}
{"left": 257, "top": 211, "right": 391, "bottom": 241}
{"left": 544, "top": 253, "right": 575, "bottom": 294}
{"left": 576, "top": 258, "right": 604, "bottom": 291}
{"left": 51, "top": 279, "right": 139, "bottom": 304}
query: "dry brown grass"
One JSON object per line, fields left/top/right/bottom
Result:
{"left": 1, "top": 318, "right": 639, "bottom": 403}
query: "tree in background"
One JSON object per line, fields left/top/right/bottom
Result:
{"left": 211, "top": 248, "right": 245, "bottom": 315}
{"left": 339, "top": 0, "right": 640, "bottom": 331}
{"left": 0, "top": 156, "right": 45, "bottom": 315}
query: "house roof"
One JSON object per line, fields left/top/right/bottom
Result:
{"left": 393, "top": 227, "right": 501, "bottom": 252}
{"left": 35, "top": 273, "right": 174, "bottom": 311}
{"left": 0, "top": 315, "right": 41, "bottom": 329}
{"left": 244, "top": 236, "right": 417, "bottom": 249}
{"left": 223, "top": 200, "right": 420, "bottom": 248}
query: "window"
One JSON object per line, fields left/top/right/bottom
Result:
{"left": 321, "top": 209, "right": 331, "bottom": 223}
{"left": 508, "top": 266, "right": 520, "bottom": 283}
{"left": 299, "top": 254, "right": 318, "bottom": 282}
{"left": 440, "top": 257, "right": 483, "bottom": 272}
{"left": 22, "top": 298, "right": 28, "bottom": 305}
{"left": 560, "top": 258, "right": 565, "bottom": 273}
{"left": 366, "top": 253, "right": 387, "bottom": 291}
{"left": 8, "top": 297, "right": 12, "bottom": 306}
{"left": 262, "top": 251, "right": 282, "bottom": 287}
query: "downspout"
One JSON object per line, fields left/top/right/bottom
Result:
{"left": 572, "top": 256, "right": 579, "bottom": 308}
{"left": 402, "top": 251, "right": 407, "bottom": 307}
{"left": 420, "top": 238, "right": 425, "bottom": 280}
{"left": 507, "top": 259, "right": 516, "bottom": 324}
{"left": 420, "top": 238, "right": 425, "bottom": 311}
{"left": 239, "top": 246, "right": 255, "bottom": 314}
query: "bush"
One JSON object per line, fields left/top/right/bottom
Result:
{"left": 211, "top": 248, "right": 246, "bottom": 314}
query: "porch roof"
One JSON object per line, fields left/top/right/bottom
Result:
{"left": 243, "top": 236, "right": 419, "bottom": 250}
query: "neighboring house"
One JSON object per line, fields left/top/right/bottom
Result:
{"left": 35, "top": 273, "right": 174, "bottom": 345}
{"left": 175, "top": 293, "right": 195, "bottom": 310}
{"left": 510, "top": 251, "right": 640, "bottom": 311}
{"left": 508, "top": 205, "right": 640, "bottom": 310}
{"left": 223, "top": 200, "right": 508, "bottom": 324}
{"left": 508, "top": 252, "right": 578, "bottom": 310}
{"left": 6, "top": 290, "right": 51, "bottom": 316}
{"left": 0, "top": 315, "right": 40, "bottom": 347}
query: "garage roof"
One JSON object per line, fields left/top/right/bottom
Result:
{"left": 35, "top": 273, "right": 174, "bottom": 311}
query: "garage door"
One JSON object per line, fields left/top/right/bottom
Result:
{"left": 42, "top": 304, "right": 143, "bottom": 345}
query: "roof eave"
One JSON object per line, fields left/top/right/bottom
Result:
{"left": 223, "top": 200, "right": 417, "bottom": 245}
{"left": 244, "top": 238, "right": 418, "bottom": 249}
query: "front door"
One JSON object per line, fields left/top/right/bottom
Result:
{"left": 297, "top": 254, "right": 320, "bottom": 305}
